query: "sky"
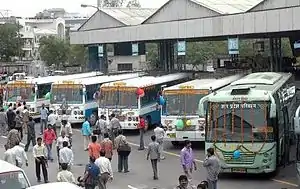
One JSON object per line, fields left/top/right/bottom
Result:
{"left": 0, "top": 0, "right": 168, "bottom": 17}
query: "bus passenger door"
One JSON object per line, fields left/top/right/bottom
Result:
{"left": 282, "top": 106, "right": 291, "bottom": 167}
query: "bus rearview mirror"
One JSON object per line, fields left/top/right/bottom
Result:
{"left": 270, "top": 103, "right": 276, "bottom": 118}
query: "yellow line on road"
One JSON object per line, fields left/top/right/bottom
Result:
{"left": 128, "top": 141, "right": 299, "bottom": 187}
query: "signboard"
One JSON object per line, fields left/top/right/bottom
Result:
{"left": 132, "top": 43, "right": 139, "bottom": 56}
{"left": 177, "top": 41, "right": 186, "bottom": 56}
{"left": 62, "top": 80, "right": 74, "bottom": 84}
{"left": 164, "top": 89, "right": 209, "bottom": 95}
{"left": 219, "top": 103, "right": 261, "bottom": 109}
{"left": 53, "top": 84, "right": 81, "bottom": 89}
{"left": 98, "top": 45, "right": 104, "bottom": 57}
{"left": 101, "top": 87, "right": 136, "bottom": 92}
{"left": 294, "top": 40, "right": 300, "bottom": 49}
{"left": 179, "top": 85, "right": 194, "bottom": 89}
{"left": 228, "top": 38, "right": 239, "bottom": 55}
{"left": 113, "top": 82, "right": 126, "bottom": 86}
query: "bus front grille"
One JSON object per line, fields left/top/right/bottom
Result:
{"left": 222, "top": 152, "right": 255, "bottom": 164}
{"left": 176, "top": 126, "right": 196, "bottom": 131}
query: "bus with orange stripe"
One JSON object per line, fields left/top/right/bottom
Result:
{"left": 198, "top": 72, "right": 297, "bottom": 174}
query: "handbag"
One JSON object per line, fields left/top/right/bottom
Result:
{"left": 117, "top": 137, "right": 131, "bottom": 152}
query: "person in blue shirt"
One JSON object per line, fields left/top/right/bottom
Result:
{"left": 82, "top": 117, "right": 92, "bottom": 151}
{"left": 83, "top": 157, "right": 100, "bottom": 189}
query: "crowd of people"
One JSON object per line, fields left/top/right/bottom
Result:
{"left": 1, "top": 101, "right": 221, "bottom": 189}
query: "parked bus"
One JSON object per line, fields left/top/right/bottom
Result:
{"left": 3, "top": 72, "right": 101, "bottom": 118}
{"left": 99, "top": 73, "right": 192, "bottom": 130}
{"left": 198, "top": 72, "right": 297, "bottom": 174}
{"left": 163, "top": 74, "right": 243, "bottom": 145}
{"left": 50, "top": 73, "right": 142, "bottom": 124}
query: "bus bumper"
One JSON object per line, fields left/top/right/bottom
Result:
{"left": 67, "top": 116, "right": 85, "bottom": 124}
{"left": 120, "top": 122, "right": 139, "bottom": 130}
{"left": 164, "top": 131, "right": 205, "bottom": 141}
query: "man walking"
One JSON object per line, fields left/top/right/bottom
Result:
{"left": 138, "top": 115, "right": 145, "bottom": 150}
{"left": 203, "top": 148, "right": 220, "bottom": 189}
{"left": 59, "top": 141, "right": 74, "bottom": 170}
{"left": 95, "top": 150, "right": 113, "bottom": 189}
{"left": 82, "top": 117, "right": 92, "bottom": 151}
{"left": 154, "top": 124, "right": 166, "bottom": 160}
{"left": 0, "top": 108, "right": 7, "bottom": 136}
{"left": 180, "top": 140, "right": 197, "bottom": 182}
{"left": 84, "top": 157, "right": 100, "bottom": 189}
{"left": 22, "top": 106, "right": 29, "bottom": 134}
{"left": 33, "top": 137, "right": 48, "bottom": 183}
{"left": 147, "top": 135, "right": 160, "bottom": 180}
{"left": 88, "top": 135, "right": 101, "bottom": 159}
{"left": 43, "top": 125, "right": 56, "bottom": 161}
{"left": 109, "top": 114, "right": 121, "bottom": 148}
{"left": 6, "top": 107, "right": 16, "bottom": 130}
{"left": 47, "top": 110, "right": 58, "bottom": 136}
{"left": 11, "top": 141, "right": 28, "bottom": 168}
{"left": 25, "top": 117, "right": 36, "bottom": 152}
{"left": 15, "top": 110, "right": 23, "bottom": 140}
{"left": 40, "top": 104, "right": 48, "bottom": 135}
{"left": 95, "top": 115, "right": 108, "bottom": 141}
{"left": 100, "top": 133, "right": 113, "bottom": 161}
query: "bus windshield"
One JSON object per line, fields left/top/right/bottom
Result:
{"left": 51, "top": 86, "right": 83, "bottom": 104}
{"left": 165, "top": 93, "right": 207, "bottom": 115}
{"left": 100, "top": 87, "right": 138, "bottom": 109}
{"left": 6, "top": 84, "right": 35, "bottom": 102}
{"left": 206, "top": 101, "right": 274, "bottom": 142}
{"left": 0, "top": 171, "right": 30, "bottom": 189}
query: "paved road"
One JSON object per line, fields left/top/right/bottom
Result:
{"left": 0, "top": 124, "right": 298, "bottom": 188}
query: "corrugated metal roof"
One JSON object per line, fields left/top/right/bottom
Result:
{"left": 191, "top": 0, "right": 265, "bottom": 14}
{"left": 100, "top": 8, "right": 157, "bottom": 25}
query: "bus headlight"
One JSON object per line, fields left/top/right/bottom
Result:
{"left": 199, "top": 126, "right": 204, "bottom": 131}
{"left": 74, "top": 111, "right": 77, "bottom": 115}
{"left": 128, "top": 117, "right": 132, "bottom": 121}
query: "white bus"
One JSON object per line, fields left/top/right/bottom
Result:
{"left": 163, "top": 75, "right": 243, "bottom": 145}
{"left": 198, "top": 72, "right": 297, "bottom": 174}
{"left": 50, "top": 73, "right": 142, "bottom": 124}
{"left": 99, "top": 73, "right": 191, "bottom": 130}
{"left": 3, "top": 72, "right": 101, "bottom": 118}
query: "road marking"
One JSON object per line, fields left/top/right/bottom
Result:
{"left": 70, "top": 129, "right": 300, "bottom": 187}
{"left": 128, "top": 185, "right": 138, "bottom": 189}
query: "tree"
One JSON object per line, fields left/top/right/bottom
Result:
{"left": 102, "top": 0, "right": 124, "bottom": 7}
{"left": 0, "top": 23, "right": 22, "bottom": 61}
{"left": 68, "top": 44, "right": 88, "bottom": 67}
{"left": 39, "top": 36, "right": 69, "bottom": 68}
{"left": 126, "top": 0, "right": 141, "bottom": 8}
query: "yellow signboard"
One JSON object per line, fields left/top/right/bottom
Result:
{"left": 179, "top": 85, "right": 194, "bottom": 89}
{"left": 164, "top": 89, "right": 209, "bottom": 95}
{"left": 101, "top": 87, "right": 136, "bottom": 92}
{"left": 52, "top": 84, "right": 81, "bottom": 89}
{"left": 62, "top": 80, "right": 75, "bottom": 84}
{"left": 7, "top": 83, "right": 33, "bottom": 88}
{"left": 113, "top": 82, "right": 126, "bottom": 86}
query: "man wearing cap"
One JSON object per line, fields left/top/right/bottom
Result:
{"left": 60, "top": 113, "right": 73, "bottom": 147}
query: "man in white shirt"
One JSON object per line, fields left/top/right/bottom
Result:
{"left": 60, "top": 116, "right": 73, "bottom": 146}
{"left": 33, "top": 137, "right": 48, "bottom": 183}
{"left": 154, "top": 125, "right": 166, "bottom": 160}
{"left": 56, "top": 130, "right": 70, "bottom": 162}
{"left": 47, "top": 110, "right": 58, "bottom": 136}
{"left": 95, "top": 150, "right": 113, "bottom": 189}
{"left": 59, "top": 141, "right": 74, "bottom": 170}
{"left": 57, "top": 163, "right": 75, "bottom": 183}
{"left": 4, "top": 144, "right": 15, "bottom": 164}
{"left": 11, "top": 141, "right": 28, "bottom": 168}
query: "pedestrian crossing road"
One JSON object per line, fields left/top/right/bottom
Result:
{"left": 0, "top": 123, "right": 299, "bottom": 189}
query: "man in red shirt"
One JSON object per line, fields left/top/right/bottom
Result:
{"left": 43, "top": 125, "right": 56, "bottom": 161}
{"left": 138, "top": 116, "right": 145, "bottom": 150}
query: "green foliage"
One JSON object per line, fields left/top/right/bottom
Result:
{"left": 39, "top": 36, "right": 69, "bottom": 68}
{"left": 102, "top": 0, "right": 124, "bottom": 7}
{"left": 126, "top": 0, "right": 141, "bottom": 7}
{"left": 68, "top": 44, "right": 88, "bottom": 67}
{"left": 0, "top": 23, "right": 21, "bottom": 61}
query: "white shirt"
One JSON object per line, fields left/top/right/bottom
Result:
{"left": 48, "top": 113, "right": 58, "bottom": 125}
{"left": 59, "top": 147, "right": 74, "bottom": 165}
{"left": 154, "top": 127, "right": 165, "bottom": 140}
{"left": 56, "top": 136, "right": 70, "bottom": 149}
{"left": 4, "top": 149, "right": 15, "bottom": 164}
{"left": 95, "top": 156, "right": 113, "bottom": 177}
{"left": 60, "top": 122, "right": 73, "bottom": 136}
{"left": 33, "top": 144, "right": 47, "bottom": 158}
{"left": 11, "top": 145, "right": 27, "bottom": 166}
{"left": 57, "top": 170, "right": 75, "bottom": 183}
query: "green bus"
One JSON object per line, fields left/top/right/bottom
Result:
{"left": 198, "top": 72, "right": 297, "bottom": 174}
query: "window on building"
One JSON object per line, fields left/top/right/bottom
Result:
{"left": 117, "top": 63, "right": 132, "bottom": 71}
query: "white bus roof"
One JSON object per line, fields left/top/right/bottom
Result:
{"left": 101, "top": 73, "right": 191, "bottom": 88}
{"left": 28, "top": 182, "right": 81, "bottom": 189}
{"left": 207, "top": 72, "right": 293, "bottom": 101}
{"left": 164, "top": 74, "right": 243, "bottom": 91}
{"left": 56, "top": 73, "right": 143, "bottom": 86}
{"left": 7, "top": 72, "right": 102, "bottom": 85}
{"left": 0, "top": 159, "right": 24, "bottom": 173}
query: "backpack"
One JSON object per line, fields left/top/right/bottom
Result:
{"left": 83, "top": 163, "right": 100, "bottom": 185}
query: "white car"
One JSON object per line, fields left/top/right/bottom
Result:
{"left": 27, "top": 182, "right": 82, "bottom": 189}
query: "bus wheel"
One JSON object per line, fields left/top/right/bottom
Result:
{"left": 171, "top": 141, "right": 179, "bottom": 146}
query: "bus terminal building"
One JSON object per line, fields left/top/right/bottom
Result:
{"left": 70, "top": 0, "right": 300, "bottom": 72}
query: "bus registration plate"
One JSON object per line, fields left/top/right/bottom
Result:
{"left": 231, "top": 168, "right": 246, "bottom": 173}
{"left": 167, "top": 133, "right": 176, "bottom": 138}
